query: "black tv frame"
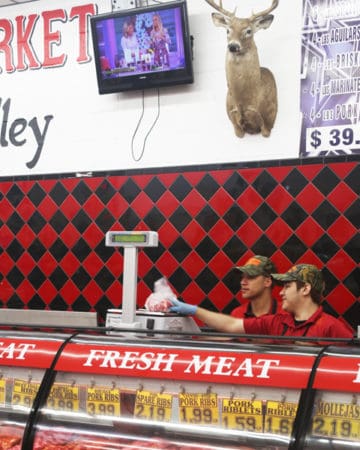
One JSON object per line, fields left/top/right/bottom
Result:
{"left": 90, "top": 0, "right": 194, "bottom": 94}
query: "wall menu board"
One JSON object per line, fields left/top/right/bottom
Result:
{"left": 300, "top": 0, "right": 360, "bottom": 157}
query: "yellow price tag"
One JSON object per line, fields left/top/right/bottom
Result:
{"left": 264, "top": 400, "right": 298, "bottom": 436}
{"left": 46, "top": 383, "right": 80, "bottom": 412}
{"left": 134, "top": 390, "right": 172, "bottom": 422}
{"left": 179, "top": 393, "right": 219, "bottom": 425}
{"left": 221, "top": 398, "right": 263, "bottom": 432}
{"left": 0, "top": 378, "right": 5, "bottom": 405}
{"left": 312, "top": 401, "right": 360, "bottom": 440}
{"left": 86, "top": 387, "right": 121, "bottom": 416}
{"left": 11, "top": 379, "right": 40, "bottom": 408}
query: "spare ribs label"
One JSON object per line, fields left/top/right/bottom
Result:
{"left": 86, "top": 386, "right": 121, "bottom": 416}
{"left": 179, "top": 393, "right": 219, "bottom": 425}
{"left": 11, "top": 379, "right": 40, "bottom": 408}
{"left": 47, "top": 383, "right": 80, "bottom": 412}
{"left": 135, "top": 390, "right": 172, "bottom": 422}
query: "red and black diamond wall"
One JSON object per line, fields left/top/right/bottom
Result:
{"left": 0, "top": 157, "right": 359, "bottom": 329}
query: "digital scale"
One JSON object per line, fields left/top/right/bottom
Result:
{"left": 105, "top": 230, "right": 200, "bottom": 337}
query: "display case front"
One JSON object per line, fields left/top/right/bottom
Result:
{"left": 302, "top": 345, "right": 360, "bottom": 450}
{"left": 29, "top": 334, "right": 323, "bottom": 450}
{"left": 0, "top": 331, "right": 71, "bottom": 450}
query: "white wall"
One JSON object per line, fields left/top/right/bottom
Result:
{"left": 0, "top": 0, "right": 302, "bottom": 176}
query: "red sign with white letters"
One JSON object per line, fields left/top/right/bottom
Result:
{"left": 313, "top": 356, "right": 360, "bottom": 392}
{"left": 0, "top": 338, "right": 64, "bottom": 368}
{"left": 55, "top": 344, "right": 316, "bottom": 389}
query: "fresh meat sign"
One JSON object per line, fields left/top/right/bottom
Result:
{"left": 55, "top": 344, "right": 316, "bottom": 389}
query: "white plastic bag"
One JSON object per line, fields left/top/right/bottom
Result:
{"left": 144, "top": 277, "right": 176, "bottom": 312}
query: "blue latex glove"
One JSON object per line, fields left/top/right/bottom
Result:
{"left": 169, "top": 298, "right": 197, "bottom": 315}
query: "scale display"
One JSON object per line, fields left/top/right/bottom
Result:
{"left": 105, "top": 231, "right": 158, "bottom": 247}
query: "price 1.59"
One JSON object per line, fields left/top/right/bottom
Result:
{"left": 306, "top": 125, "right": 360, "bottom": 154}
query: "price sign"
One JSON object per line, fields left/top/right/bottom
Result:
{"left": 179, "top": 393, "right": 219, "bottom": 425}
{"left": 0, "top": 379, "right": 5, "bottom": 405}
{"left": 221, "top": 398, "right": 263, "bottom": 432}
{"left": 86, "top": 387, "right": 121, "bottom": 416}
{"left": 306, "top": 125, "right": 360, "bottom": 155}
{"left": 134, "top": 390, "right": 172, "bottom": 422}
{"left": 46, "top": 383, "right": 79, "bottom": 412}
{"left": 311, "top": 401, "right": 360, "bottom": 440}
{"left": 11, "top": 379, "right": 40, "bottom": 409}
{"left": 264, "top": 400, "right": 298, "bottom": 436}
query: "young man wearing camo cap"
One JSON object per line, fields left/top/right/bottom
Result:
{"left": 170, "top": 264, "right": 354, "bottom": 341}
{"left": 231, "top": 255, "right": 281, "bottom": 318}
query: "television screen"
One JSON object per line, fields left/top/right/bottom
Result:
{"left": 90, "top": 0, "right": 194, "bottom": 94}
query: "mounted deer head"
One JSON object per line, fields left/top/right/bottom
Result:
{"left": 205, "top": 0, "right": 279, "bottom": 137}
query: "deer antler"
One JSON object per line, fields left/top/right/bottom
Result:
{"left": 252, "top": 0, "right": 279, "bottom": 20}
{"left": 204, "top": 0, "right": 236, "bottom": 18}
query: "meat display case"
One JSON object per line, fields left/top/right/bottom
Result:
{"left": 0, "top": 329, "right": 359, "bottom": 450}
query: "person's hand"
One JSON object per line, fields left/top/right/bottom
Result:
{"left": 169, "top": 298, "right": 197, "bottom": 316}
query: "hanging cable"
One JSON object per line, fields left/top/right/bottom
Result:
{"left": 131, "top": 88, "right": 161, "bottom": 162}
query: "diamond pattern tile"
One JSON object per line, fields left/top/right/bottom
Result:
{"left": 0, "top": 158, "right": 359, "bottom": 328}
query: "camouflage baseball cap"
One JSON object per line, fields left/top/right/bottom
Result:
{"left": 271, "top": 264, "right": 324, "bottom": 293}
{"left": 236, "top": 255, "right": 276, "bottom": 277}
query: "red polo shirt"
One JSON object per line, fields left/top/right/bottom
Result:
{"left": 231, "top": 298, "right": 280, "bottom": 318}
{"left": 243, "top": 306, "right": 354, "bottom": 340}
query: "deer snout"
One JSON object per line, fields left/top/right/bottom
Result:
{"left": 227, "top": 42, "right": 242, "bottom": 54}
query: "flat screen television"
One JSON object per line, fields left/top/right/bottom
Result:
{"left": 90, "top": 0, "right": 194, "bottom": 94}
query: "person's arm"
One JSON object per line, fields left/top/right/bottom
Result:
{"left": 196, "top": 307, "right": 245, "bottom": 334}
{"left": 170, "top": 299, "right": 245, "bottom": 333}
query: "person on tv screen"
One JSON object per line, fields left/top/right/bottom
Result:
{"left": 121, "top": 20, "right": 140, "bottom": 66}
{"left": 150, "top": 13, "right": 171, "bottom": 67}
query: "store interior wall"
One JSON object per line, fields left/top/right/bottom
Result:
{"left": 0, "top": 0, "right": 359, "bottom": 330}
{"left": 0, "top": 157, "right": 359, "bottom": 329}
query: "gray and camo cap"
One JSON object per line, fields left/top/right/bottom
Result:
{"left": 271, "top": 264, "right": 324, "bottom": 294}
{"left": 236, "top": 255, "right": 276, "bottom": 277}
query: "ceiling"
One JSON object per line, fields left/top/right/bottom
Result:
{"left": 0, "top": 0, "right": 39, "bottom": 7}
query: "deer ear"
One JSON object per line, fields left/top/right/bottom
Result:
{"left": 253, "top": 14, "right": 274, "bottom": 32}
{"left": 211, "top": 12, "right": 230, "bottom": 29}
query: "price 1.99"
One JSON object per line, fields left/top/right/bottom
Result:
{"left": 306, "top": 126, "right": 360, "bottom": 154}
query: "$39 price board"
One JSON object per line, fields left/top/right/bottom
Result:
{"left": 86, "top": 386, "right": 121, "bottom": 416}
{"left": 47, "top": 383, "right": 79, "bottom": 412}
{"left": 311, "top": 400, "right": 360, "bottom": 440}
{"left": 11, "top": 379, "right": 40, "bottom": 409}
{"left": 135, "top": 390, "right": 172, "bottom": 422}
{"left": 306, "top": 125, "right": 360, "bottom": 155}
{"left": 222, "top": 398, "right": 263, "bottom": 432}
{"left": 179, "top": 393, "right": 219, "bottom": 425}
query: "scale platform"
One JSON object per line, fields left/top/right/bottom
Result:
{"left": 106, "top": 309, "right": 201, "bottom": 338}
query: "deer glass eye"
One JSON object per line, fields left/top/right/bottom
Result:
{"left": 244, "top": 28, "right": 252, "bottom": 38}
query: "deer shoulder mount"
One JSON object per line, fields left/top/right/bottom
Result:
{"left": 205, "top": 0, "right": 279, "bottom": 138}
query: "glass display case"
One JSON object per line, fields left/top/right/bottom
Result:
{"left": 28, "top": 335, "right": 321, "bottom": 450}
{"left": 303, "top": 346, "right": 360, "bottom": 449}
{"left": 0, "top": 331, "right": 70, "bottom": 450}
{"left": 0, "top": 330, "right": 359, "bottom": 450}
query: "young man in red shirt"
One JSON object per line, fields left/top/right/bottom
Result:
{"left": 170, "top": 264, "right": 354, "bottom": 341}
{"left": 231, "top": 255, "right": 280, "bottom": 318}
